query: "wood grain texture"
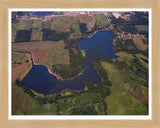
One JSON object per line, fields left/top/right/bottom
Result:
{"left": 0, "top": 0, "right": 160, "bottom": 127}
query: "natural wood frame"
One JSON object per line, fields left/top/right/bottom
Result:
{"left": 0, "top": 0, "right": 160, "bottom": 127}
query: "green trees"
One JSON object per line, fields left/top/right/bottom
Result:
{"left": 71, "top": 104, "right": 98, "bottom": 115}
{"left": 42, "top": 29, "right": 70, "bottom": 41}
{"left": 15, "top": 30, "right": 31, "bottom": 42}
{"left": 52, "top": 39, "right": 86, "bottom": 80}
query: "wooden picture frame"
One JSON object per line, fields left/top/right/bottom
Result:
{"left": 0, "top": 0, "right": 160, "bottom": 127}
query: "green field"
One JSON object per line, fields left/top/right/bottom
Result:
{"left": 30, "top": 29, "right": 43, "bottom": 41}
{"left": 32, "top": 19, "right": 43, "bottom": 28}
{"left": 12, "top": 52, "right": 29, "bottom": 68}
{"left": 94, "top": 14, "right": 109, "bottom": 27}
{"left": 18, "top": 20, "right": 32, "bottom": 30}
{"left": 12, "top": 40, "right": 65, "bottom": 52}
{"left": 12, "top": 52, "right": 28, "bottom": 63}
{"left": 135, "top": 25, "right": 148, "bottom": 32}
{"left": 51, "top": 16, "right": 80, "bottom": 32}
{"left": 46, "top": 49, "right": 70, "bottom": 65}
{"left": 12, "top": 85, "right": 40, "bottom": 115}
{"left": 12, "top": 20, "right": 32, "bottom": 42}
{"left": 43, "top": 20, "right": 51, "bottom": 29}
{"left": 78, "top": 14, "right": 95, "bottom": 29}
{"left": 101, "top": 61, "right": 148, "bottom": 115}
{"left": 12, "top": 20, "right": 32, "bottom": 33}
{"left": 12, "top": 85, "right": 57, "bottom": 115}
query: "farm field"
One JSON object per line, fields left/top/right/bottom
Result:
{"left": 51, "top": 16, "right": 80, "bottom": 32}
{"left": 135, "top": 25, "right": 148, "bottom": 32}
{"left": 46, "top": 50, "right": 70, "bottom": 66}
{"left": 12, "top": 40, "right": 65, "bottom": 51}
{"left": 12, "top": 52, "right": 32, "bottom": 83}
{"left": 133, "top": 35, "right": 148, "bottom": 51}
{"left": 94, "top": 13, "right": 109, "bottom": 27}
{"left": 32, "top": 19, "right": 43, "bottom": 28}
{"left": 12, "top": 40, "right": 70, "bottom": 77}
{"left": 78, "top": 14, "right": 96, "bottom": 30}
{"left": 17, "top": 20, "right": 32, "bottom": 30}
{"left": 30, "top": 29, "right": 43, "bottom": 41}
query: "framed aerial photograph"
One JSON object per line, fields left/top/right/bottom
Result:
{"left": 10, "top": 9, "right": 151, "bottom": 120}
{"left": 0, "top": 0, "right": 160, "bottom": 128}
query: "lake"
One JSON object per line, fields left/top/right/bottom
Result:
{"left": 32, "top": 12, "right": 54, "bottom": 17}
{"left": 21, "top": 30, "right": 119, "bottom": 95}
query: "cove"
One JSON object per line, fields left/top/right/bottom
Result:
{"left": 21, "top": 30, "right": 119, "bottom": 95}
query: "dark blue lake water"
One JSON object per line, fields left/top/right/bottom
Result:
{"left": 32, "top": 12, "right": 54, "bottom": 17}
{"left": 124, "top": 12, "right": 131, "bottom": 15}
{"left": 21, "top": 30, "right": 119, "bottom": 95}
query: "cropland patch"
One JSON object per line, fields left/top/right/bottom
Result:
{"left": 78, "top": 14, "right": 96, "bottom": 30}
{"left": 135, "top": 25, "right": 148, "bottom": 32}
{"left": 32, "top": 19, "right": 43, "bottom": 28}
{"left": 31, "top": 50, "right": 47, "bottom": 65}
{"left": 30, "top": 29, "right": 43, "bottom": 41}
{"left": 17, "top": 20, "right": 32, "bottom": 30}
{"left": 51, "top": 16, "right": 80, "bottom": 32}
{"left": 133, "top": 35, "right": 148, "bottom": 51}
{"left": 12, "top": 85, "right": 38, "bottom": 114}
{"left": 46, "top": 50, "right": 70, "bottom": 66}
{"left": 12, "top": 52, "right": 32, "bottom": 83}
{"left": 12, "top": 40, "right": 65, "bottom": 52}
{"left": 94, "top": 14, "right": 109, "bottom": 27}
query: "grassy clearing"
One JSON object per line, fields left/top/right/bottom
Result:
{"left": 104, "top": 92, "right": 148, "bottom": 115}
{"left": 101, "top": 62, "right": 129, "bottom": 94}
{"left": 135, "top": 25, "right": 148, "bottom": 32}
{"left": 116, "top": 51, "right": 148, "bottom": 68}
{"left": 46, "top": 49, "right": 70, "bottom": 66}
{"left": 133, "top": 35, "right": 148, "bottom": 51}
{"left": 12, "top": 20, "right": 32, "bottom": 42}
{"left": 56, "top": 93, "right": 104, "bottom": 115}
{"left": 30, "top": 29, "right": 43, "bottom": 41}
{"left": 12, "top": 23, "right": 19, "bottom": 33}
{"left": 101, "top": 62, "right": 148, "bottom": 115}
{"left": 12, "top": 52, "right": 28, "bottom": 64}
{"left": 12, "top": 85, "right": 57, "bottom": 115}
{"left": 78, "top": 14, "right": 95, "bottom": 29}
{"left": 81, "top": 50, "right": 86, "bottom": 57}
{"left": 12, "top": 52, "right": 30, "bottom": 70}
{"left": 43, "top": 21, "right": 51, "bottom": 29}
{"left": 94, "top": 14, "right": 109, "bottom": 27}
{"left": 18, "top": 20, "right": 32, "bottom": 30}
{"left": 32, "top": 19, "right": 43, "bottom": 28}
{"left": 74, "top": 93, "right": 101, "bottom": 104}
{"left": 12, "top": 20, "right": 32, "bottom": 32}
{"left": 51, "top": 16, "right": 80, "bottom": 32}
{"left": 12, "top": 85, "right": 40, "bottom": 115}
{"left": 61, "top": 89, "right": 72, "bottom": 96}
{"left": 12, "top": 40, "right": 65, "bottom": 52}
